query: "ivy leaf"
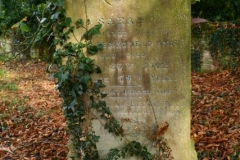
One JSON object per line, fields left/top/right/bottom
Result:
{"left": 104, "top": 119, "right": 123, "bottom": 136}
{"left": 51, "top": 11, "right": 61, "bottom": 19}
{"left": 96, "top": 80, "right": 105, "bottom": 88}
{"left": 61, "top": 72, "right": 69, "bottom": 82}
{"left": 80, "top": 75, "right": 90, "bottom": 84}
{"left": 55, "top": 70, "right": 69, "bottom": 86}
{"left": 78, "top": 42, "right": 87, "bottom": 48}
{"left": 75, "top": 19, "right": 83, "bottom": 28}
{"left": 101, "top": 93, "right": 107, "bottom": 98}
{"left": 69, "top": 89, "right": 77, "bottom": 97}
{"left": 79, "top": 63, "right": 92, "bottom": 72}
{"left": 69, "top": 99, "right": 78, "bottom": 112}
{"left": 102, "top": 107, "right": 111, "bottom": 115}
{"left": 68, "top": 26, "right": 75, "bottom": 33}
{"left": 84, "top": 57, "right": 92, "bottom": 64}
{"left": 87, "top": 44, "right": 103, "bottom": 55}
{"left": 105, "top": 149, "right": 120, "bottom": 160}
{"left": 95, "top": 66, "right": 102, "bottom": 73}
{"left": 82, "top": 24, "right": 102, "bottom": 40}
{"left": 0, "top": 10, "right": 5, "bottom": 19}
{"left": 20, "top": 23, "right": 29, "bottom": 32}
{"left": 92, "top": 135, "right": 100, "bottom": 142}
{"left": 99, "top": 100, "right": 107, "bottom": 108}
{"left": 97, "top": 43, "right": 103, "bottom": 50}
{"left": 87, "top": 24, "right": 102, "bottom": 36}
{"left": 86, "top": 19, "right": 90, "bottom": 25}
{"left": 61, "top": 17, "right": 72, "bottom": 27}
{"left": 46, "top": 64, "right": 52, "bottom": 73}
{"left": 52, "top": 0, "right": 65, "bottom": 6}
{"left": 11, "top": 22, "right": 21, "bottom": 30}
{"left": 40, "top": 18, "right": 47, "bottom": 23}
{"left": 87, "top": 45, "right": 98, "bottom": 55}
{"left": 78, "top": 63, "right": 85, "bottom": 70}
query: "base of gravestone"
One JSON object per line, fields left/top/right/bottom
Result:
{"left": 67, "top": 138, "right": 78, "bottom": 160}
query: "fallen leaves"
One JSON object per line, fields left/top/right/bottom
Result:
{"left": 0, "top": 61, "right": 68, "bottom": 159}
{"left": 1, "top": 61, "right": 239, "bottom": 159}
{"left": 191, "top": 70, "right": 240, "bottom": 159}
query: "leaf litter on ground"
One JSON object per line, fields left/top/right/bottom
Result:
{"left": 191, "top": 69, "right": 240, "bottom": 160}
{"left": 0, "top": 61, "right": 68, "bottom": 159}
{"left": 0, "top": 60, "right": 239, "bottom": 159}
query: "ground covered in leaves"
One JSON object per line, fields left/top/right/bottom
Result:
{"left": 191, "top": 70, "right": 240, "bottom": 160}
{"left": 0, "top": 61, "right": 239, "bottom": 160}
{"left": 0, "top": 61, "right": 68, "bottom": 159}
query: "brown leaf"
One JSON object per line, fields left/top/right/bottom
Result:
{"left": 0, "top": 146, "right": 13, "bottom": 153}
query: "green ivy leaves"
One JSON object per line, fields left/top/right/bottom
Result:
{"left": 87, "top": 44, "right": 103, "bottom": 55}
{"left": 11, "top": 17, "right": 29, "bottom": 32}
{"left": 50, "top": 11, "right": 61, "bottom": 19}
{"left": 19, "top": 23, "right": 29, "bottom": 32}
{"left": 103, "top": 141, "right": 152, "bottom": 160}
{"left": 82, "top": 24, "right": 102, "bottom": 40}
{"left": 54, "top": 69, "right": 69, "bottom": 87}
{"left": 75, "top": 19, "right": 84, "bottom": 28}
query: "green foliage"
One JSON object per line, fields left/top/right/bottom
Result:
{"left": 231, "top": 151, "right": 240, "bottom": 160}
{"left": 11, "top": 17, "right": 29, "bottom": 32}
{"left": 192, "top": 0, "right": 240, "bottom": 21}
{"left": 0, "top": 0, "right": 56, "bottom": 60}
{"left": 0, "top": 54, "right": 8, "bottom": 62}
{"left": 0, "top": 68, "right": 6, "bottom": 77}
{"left": 18, "top": 105, "right": 30, "bottom": 113}
{"left": 191, "top": 49, "right": 202, "bottom": 72}
{"left": 50, "top": 14, "right": 104, "bottom": 158}
{"left": 0, "top": 0, "right": 46, "bottom": 35}
{"left": 0, "top": 80, "right": 18, "bottom": 91}
{"left": 121, "top": 141, "right": 152, "bottom": 160}
{"left": 209, "top": 25, "right": 240, "bottom": 71}
{"left": 104, "top": 141, "right": 152, "bottom": 160}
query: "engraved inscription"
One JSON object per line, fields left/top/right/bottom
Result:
{"left": 94, "top": 15, "right": 181, "bottom": 115}
{"left": 101, "top": 41, "right": 152, "bottom": 49}
{"left": 98, "top": 17, "right": 141, "bottom": 26}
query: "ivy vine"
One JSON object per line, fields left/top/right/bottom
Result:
{"left": 44, "top": 0, "right": 153, "bottom": 159}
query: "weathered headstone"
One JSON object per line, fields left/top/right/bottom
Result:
{"left": 66, "top": 0, "right": 197, "bottom": 159}
{"left": 202, "top": 50, "right": 216, "bottom": 71}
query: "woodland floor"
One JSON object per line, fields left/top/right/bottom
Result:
{"left": 0, "top": 60, "right": 239, "bottom": 160}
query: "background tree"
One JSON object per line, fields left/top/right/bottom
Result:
{"left": 0, "top": 0, "right": 54, "bottom": 61}
{"left": 192, "top": 0, "right": 240, "bottom": 21}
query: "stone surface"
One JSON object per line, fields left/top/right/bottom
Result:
{"left": 0, "top": 38, "right": 11, "bottom": 54}
{"left": 202, "top": 50, "right": 216, "bottom": 71}
{"left": 66, "top": 0, "right": 197, "bottom": 159}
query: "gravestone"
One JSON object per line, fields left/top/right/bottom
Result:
{"left": 66, "top": 0, "right": 197, "bottom": 159}
{"left": 202, "top": 50, "right": 216, "bottom": 71}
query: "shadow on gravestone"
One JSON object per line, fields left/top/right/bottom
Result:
{"left": 65, "top": 0, "right": 197, "bottom": 159}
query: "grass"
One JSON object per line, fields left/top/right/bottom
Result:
{"left": 0, "top": 68, "right": 6, "bottom": 77}
{"left": 0, "top": 67, "right": 18, "bottom": 91}
{"left": 18, "top": 105, "right": 30, "bottom": 113}
{"left": 231, "top": 152, "right": 239, "bottom": 160}
{"left": 35, "top": 109, "right": 46, "bottom": 118}
{"left": 237, "top": 124, "right": 240, "bottom": 128}
{"left": 0, "top": 97, "right": 31, "bottom": 131}
{"left": 0, "top": 54, "right": 9, "bottom": 62}
{"left": 0, "top": 81, "right": 18, "bottom": 91}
